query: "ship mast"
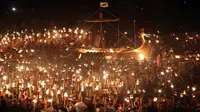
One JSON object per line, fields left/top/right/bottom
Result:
{"left": 99, "top": 8, "right": 104, "bottom": 48}
{"left": 84, "top": 2, "right": 120, "bottom": 48}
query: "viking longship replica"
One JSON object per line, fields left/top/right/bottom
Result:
{"left": 77, "top": 3, "right": 152, "bottom": 61}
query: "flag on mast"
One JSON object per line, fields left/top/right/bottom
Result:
{"left": 100, "top": 2, "right": 108, "bottom": 8}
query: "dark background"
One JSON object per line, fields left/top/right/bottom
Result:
{"left": 0, "top": 0, "right": 200, "bottom": 32}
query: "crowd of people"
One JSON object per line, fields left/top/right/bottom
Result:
{"left": 0, "top": 28, "right": 200, "bottom": 112}
{"left": 1, "top": 94, "right": 200, "bottom": 112}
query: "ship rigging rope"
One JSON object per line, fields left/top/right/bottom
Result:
{"left": 102, "top": 9, "right": 119, "bottom": 19}
{"left": 84, "top": 9, "right": 119, "bottom": 22}
{"left": 84, "top": 9, "right": 101, "bottom": 21}
{"left": 106, "top": 22, "right": 137, "bottom": 46}
{"left": 85, "top": 23, "right": 96, "bottom": 31}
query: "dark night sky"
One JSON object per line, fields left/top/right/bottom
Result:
{"left": 0, "top": 0, "right": 200, "bottom": 32}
